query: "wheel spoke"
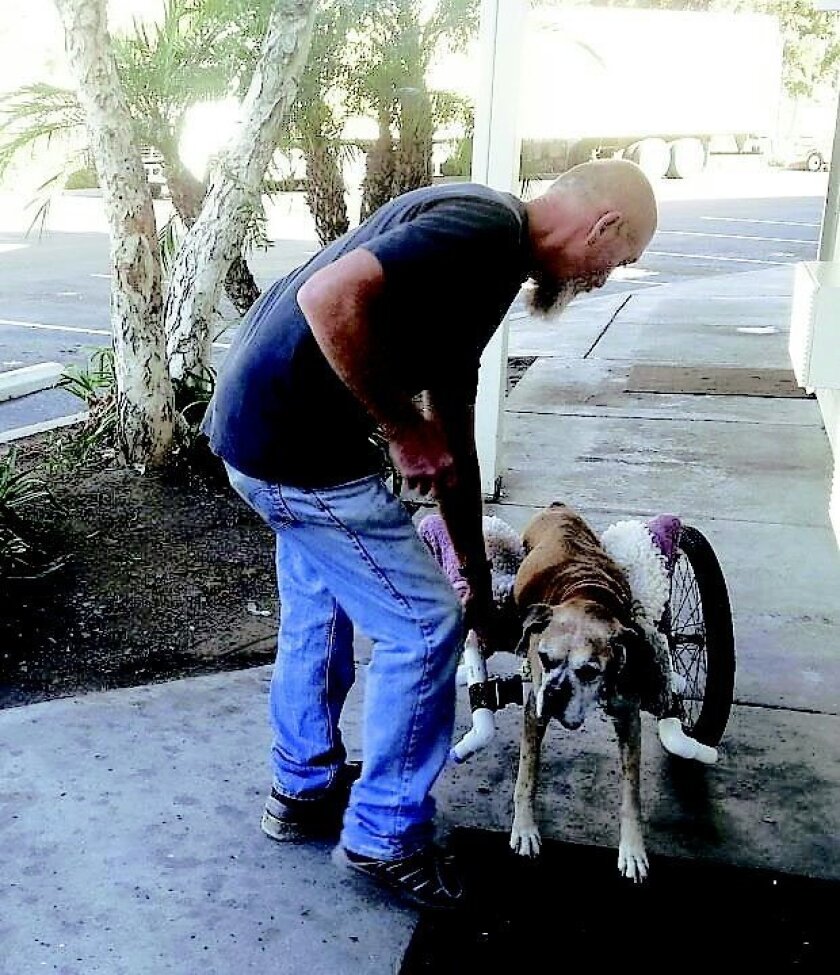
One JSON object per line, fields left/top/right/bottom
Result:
{"left": 667, "top": 549, "right": 708, "bottom": 732}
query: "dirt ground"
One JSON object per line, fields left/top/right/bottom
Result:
{"left": 0, "top": 435, "right": 280, "bottom": 709}
{"left": 0, "top": 358, "right": 534, "bottom": 710}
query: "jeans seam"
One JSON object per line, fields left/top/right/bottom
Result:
{"left": 322, "top": 598, "right": 340, "bottom": 791}
{"left": 310, "top": 485, "right": 440, "bottom": 845}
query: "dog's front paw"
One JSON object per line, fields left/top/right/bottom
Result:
{"left": 617, "top": 840, "right": 649, "bottom": 883}
{"left": 510, "top": 819, "right": 542, "bottom": 858}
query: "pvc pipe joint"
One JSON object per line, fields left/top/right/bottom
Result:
{"left": 657, "top": 716, "right": 718, "bottom": 764}
{"left": 449, "top": 636, "right": 497, "bottom": 764}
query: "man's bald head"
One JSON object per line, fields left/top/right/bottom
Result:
{"left": 524, "top": 158, "right": 658, "bottom": 316}
{"left": 549, "top": 158, "right": 658, "bottom": 249}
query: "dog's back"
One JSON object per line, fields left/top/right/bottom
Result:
{"left": 514, "top": 502, "right": 631, "bottom": 613}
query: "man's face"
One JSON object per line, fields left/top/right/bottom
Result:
{"left": 527, "top": 216, "right": 645, "bottom": 318}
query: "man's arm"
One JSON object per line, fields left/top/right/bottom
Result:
{"left": 424, "top": 390, "right": 498, "bottom": 649}
{"left": 297, "top": 248, "right": 454, "bottom": 495}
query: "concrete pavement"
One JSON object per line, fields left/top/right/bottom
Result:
{"left": 2, "top": 264, "right": 839, "bottom": 973}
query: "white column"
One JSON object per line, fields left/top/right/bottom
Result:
{"left": 817, "top": 3, "right": 840, "bottom": 260}
{"left": 818, "top": 84, "right": 840, "bottom": 261}
{"left": 470, "top": 0, "right": 526, "bottom": 497}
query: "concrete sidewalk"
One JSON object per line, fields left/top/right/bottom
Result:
{"left": 2, "top": 266, "right": 839, "bottom": 974}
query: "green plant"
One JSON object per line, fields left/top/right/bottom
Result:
{"left": 64, "top": 166, "right": 99, "bottom": 190}
{"left": 0, "top": 448, "right": 63, "bottom": 580}
{"left": 58, "top": 348, "right": 119, "bottom": 461}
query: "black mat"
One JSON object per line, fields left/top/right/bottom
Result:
{"left": 626, "top": 365, "right": 809, "bottom": 398}
{"left": 400, "top": 828, "right": 835, "bottom": 973}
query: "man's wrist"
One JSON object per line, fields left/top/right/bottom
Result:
{"left": 458, "top": 556, "right": 492, "bottom": 585}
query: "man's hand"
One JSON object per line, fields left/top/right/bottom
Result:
{"left": 388, "top": 415, "right": 458, "bottom": 497}
{"left": 460, "top": 564, "right": 500, "bottom": 657}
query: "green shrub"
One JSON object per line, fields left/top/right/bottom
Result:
{"left": 64, "top": 167, "right": 99, "bottom": 190}
{"left": 0, "top": 447, "right": 62, "bottom": 580}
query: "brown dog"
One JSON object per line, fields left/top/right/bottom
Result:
{"left": 509, "top": 502, "right": 662, "bottom": 882}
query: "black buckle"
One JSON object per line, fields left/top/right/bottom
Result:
{"left": 468, "top": 675, "right": 524, "bottom": 712}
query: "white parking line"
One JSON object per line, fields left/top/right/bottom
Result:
{"left": 700, "top": 216, "right": 821, "bottom": 228}
{"left": 0, "top": 316, "right": 235, "bottom": 350}
{"left": 609, "top": 267, "right": 658, "bottom": 280}
{"left": 646, "top": 251, "right": 791, "bottom": 266}
{"left": 0, "top": 317, "right": 110, "bottom": 336}
{"left": 658, "top": 230, "right": 816, "bottom": 244}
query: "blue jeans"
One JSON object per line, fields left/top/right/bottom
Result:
{"left": 224, "top": 464, "right": 464, "bottom": 860}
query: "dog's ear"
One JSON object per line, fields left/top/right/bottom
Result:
{"left": 604, "top": 623, "right": 665, "bottom": 712}
{"left": 513, "top": 603, "right": 552, "bottom": 656}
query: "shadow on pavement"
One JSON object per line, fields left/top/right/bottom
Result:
{"left": 401, "top": 827, "right": 835, "bottom": 973}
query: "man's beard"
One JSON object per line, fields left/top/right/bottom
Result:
{"left": 525, "top": 274, "right": 591, "bottom": 318}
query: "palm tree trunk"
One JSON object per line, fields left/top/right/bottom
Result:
{"left": 360, "top": 108, "right": 397, "bottom": 221}
{"left": 394, "top": 82, "right": 433, "bottom": 196}
{"left": 165, "top": 0, "right": 317, "bottom": 386}
{"left": 54, "top": 0, "right": 174, "bottom": 466}
{"left": 302, "top": 137, "right": 349, "bottom": 245}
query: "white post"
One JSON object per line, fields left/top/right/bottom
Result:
{"left": 816, "top": 3, "right": 840, "bottom": 261}
{"left": 470, "top": 0, "right": 526, "bottom": 498}
{"left": 818, "top": 83, "right": 840, "bottom": 261}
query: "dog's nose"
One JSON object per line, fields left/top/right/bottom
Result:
{"left": 542, "top": 682, "right": 575, "bottom": 724}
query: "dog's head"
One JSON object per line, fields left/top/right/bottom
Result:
{"left": 515, "top": 600, "right": 657, "bottom": 728}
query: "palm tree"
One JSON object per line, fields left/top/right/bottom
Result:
{"left": 0, "top": 0, "right": 272, "bottom": 314}
{"left": 347, "top": 0, "right": 478, "bottom": 218}
{"left": 287, "top": 0, "right": 353, "bottom": 244}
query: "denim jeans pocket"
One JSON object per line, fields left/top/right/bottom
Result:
{"left": 225, "top": 464, "right": 295, "bottom": 531}
{"left": 263, "top": 484, "right": 296, "bottom": 530}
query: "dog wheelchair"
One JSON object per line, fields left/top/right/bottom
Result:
{"left": 419, "top": 514, "right": 735, "bottom": 766}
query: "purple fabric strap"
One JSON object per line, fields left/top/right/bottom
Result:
{"left": 417, "top": 513, "right": 469, "bottom": 599}
{"left": 645, "top": 514, "right": 683, "bottom": 573}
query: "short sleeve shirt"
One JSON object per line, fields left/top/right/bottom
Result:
{"left": 202, "top": 182, "right": 531, "bottom": 486}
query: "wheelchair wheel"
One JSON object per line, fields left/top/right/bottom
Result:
{"left": 666, "top": 525, "right": 735, "bottom": 746}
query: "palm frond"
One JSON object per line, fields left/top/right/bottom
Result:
{"left": 0, "top": 82, "right": 86, "bottom": 180}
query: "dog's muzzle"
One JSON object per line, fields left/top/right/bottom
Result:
{"left": 540, "top": 680, "right": 582, "bottom": 729}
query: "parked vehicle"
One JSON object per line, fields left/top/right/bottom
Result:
{"left": 438, "top": 5, "right": 784, "bottom": 181}
{"left": 518, "top": 5, "right": 784, "bottom": 180}
{"left": 779, "top": 136, "right": 832, "bottom": 172}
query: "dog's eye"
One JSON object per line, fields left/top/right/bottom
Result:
{"left": 575, "top": 663, "right": 602, "bottom": 684}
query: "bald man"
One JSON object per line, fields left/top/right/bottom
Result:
{"left": 202, "top": 159, "right": 657, "bottom": 911}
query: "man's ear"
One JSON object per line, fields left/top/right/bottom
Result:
{"left": 586, "top": 210, "right": 622, "bottom": 246}
{"left": 513, "top": 603, "right": 552, "bottom": 656}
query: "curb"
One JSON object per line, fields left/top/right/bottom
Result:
{"left": 0, "top": 412, "right": 87, "bottom": 449}
{"left": 0, "top": 362, "right": 64, "bottom": 403}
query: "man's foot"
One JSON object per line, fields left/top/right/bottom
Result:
{"left": 261, "top": 761, "right": 362, "bottom": 842}
{"left": 331, "top": 843, "right": 465, "bottom": 911}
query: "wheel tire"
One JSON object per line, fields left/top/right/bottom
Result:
{"left": 624, "top": 138, "right": 670, "bottom": 180}
{"left": 806, "top": 151, "right": 824, "bottom": 173}
{"left": 666, "top": 525, "right": 735, "bottom": 746}
{"left": 667, "top": 138, "right": 707, "bottom": 179}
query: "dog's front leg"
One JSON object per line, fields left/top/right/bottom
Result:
{"left": 612, "top": 704, "right": 648, "bottom": 882}
{"left": 510, "top": 689, "right": 549, "bottom": 857}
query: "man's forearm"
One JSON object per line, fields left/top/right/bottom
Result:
{"left": 435, "top": 450, "right": 489, "bottom": 585}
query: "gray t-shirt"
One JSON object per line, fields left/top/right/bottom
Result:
{"left": 203, "top": 182, "right": 531, "bottom": 486}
